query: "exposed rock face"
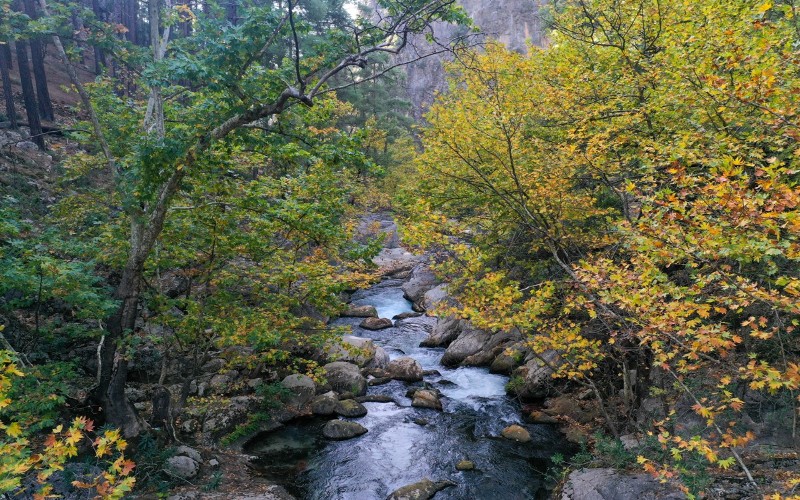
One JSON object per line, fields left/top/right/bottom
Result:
{"left": 322, "top": 420, "right": 368, "bottom": 440}
{"left": 501, "top": 424, "right": 531, "bottom": 442}
{"left": 561, "top": 468, "right": 687, "bottom": 500}
{"left": 422, "top": 284, "right": 450, "bottom": 310}
{"left": 400, "top": 0, "right": 547, "bottom": 119}
{"left": 280, "top": 374, "right": 316, "bottom": 407}
{"left": 386, "top": 357, "right": 424, "bottom": 382}
{"left": 360, "top": 317, "right": 394, "bottom": 330}
{"left": 324, "top": 362, "right": 368, "bottom": 396}
{"left": 386, "top": 478, "right": 457, "bottom": 500}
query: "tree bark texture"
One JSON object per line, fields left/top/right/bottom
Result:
{"left": 23, "top": 0, "right": 54, "bottom": 121}
{"left": 14, "top": 39, "right": 44, "bottom": 148}
{"left": 0, "top": 43, "right": 16, "bottom": 128}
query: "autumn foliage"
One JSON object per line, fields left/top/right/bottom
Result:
{"left": 402, "top": 0, "right": 800, "bottom": 495}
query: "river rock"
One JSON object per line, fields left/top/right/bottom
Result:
{"left": 422, "top": 284, "right": 450, "bottom": 311}
{"left": 344, "top": 304, "right": 378, "bottom": 317}
{"left": 561, "top": 468, "right": 687, "bottom": 499}
{"left": 335, "top": 399, "right": 368, "bottom": 418}
{"left": 327, "top": 335, "right": 378, "bottom": 366}
{"left": 462, "top": 329, "right": 521, "bottom": 367}
{"left": 174, "top": 445, "right": 202, "bottom": 463}
{"left": 501, "top": 424, "right": 531, "bottom": 442}
{"left": 412, "top": 389, "right": 443, "bottom": 411}
{"left": 324, "top": 362, "right": 368, "bottom": 396}
{"left": 394, "top": 311, "right": 423, "bottom": 320}
{"left": 490, "top": 342, "right": 528, "bottom": 374}
{"left": 386, "top": 478, "right": 456, "bottom": 500}
{"left": 368, "top": 376, "right": 392, "bottom": 386}
{"left": 401, "top": 265, "right": 439, "bottom": 307}
{"left": 420, "top": 316, "right": 464, "bottom": 348}
{"left": 508, "top": 350, "right": 562, "bottom": 400}
{"left": 165, "top": 455, "right": 199, "bottom": 480}
{"left": 456, "top": 460, "right": 475, "bottom": 471}
{"left": 440, "top": 327, "right": 492, "bottom": 367}
{"left": 311, "top": 391, "right": 339, "bottom": 416}
{"left": 368, "top": 345, "right": 390, "bottom": 369}
{"left": 322, "top": 420, "right": 368, "bottom": 440}
{"left": 280, "top": 374, "right": 316, "bottom": 407}
{"left": 356, "top": 394, "right": 395, "bottom": 403}
{"left": 360, "top": 317, "right": 394, "bottom": 330}
{"left": 386, "top": 357, "right": 424, "bottom": 382}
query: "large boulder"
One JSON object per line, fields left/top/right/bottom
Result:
{"left": 412, "top": 390, "right": 443, "bottom": 411}
{"left": 420, "top": 316, "right": 464, "bottom": 348}
{"left": 508, "top": 350, "right": 562, "bottom": 400}
{"left": 322, "top": 420, "right": 368, "bottom": 440}
{"left": 422, "top": 284, "right": 450, "bottom": 311}
{"left": 561, "top": 468, "right": 686, "bottom": 499}
{"left": 324, "top": 362, "right": 367, "bottom": 396}
{"left": 440, "top": 327, "right": 492, "bottom": 367}
{"left": 401, "top": 265, "right": 439, "bottom": 307}
{"left": 343, "top": 304, "right": 378, "bottom": 317}
{"left": 462, "top": 329, "right": 521, "bottom": 367}
{"left": 368, "top": 345, "right": 390, "bottom": 369}
{"left": 386, "top": 357, "right": 424, "bottom": 382}
{"left": 360, "top": 317, "right": 394, "bottom": 330}
{"left": 310, "top": 391, "right": 339, "bottom": 416}
{"left": 490, "top": 341, "right": 528, "bottom": 374}
{"left": 501, "top": 424, "right": 531, "bottom": 443}
{"left": 280, "top": 374, "right": 316, "bottom": 407}
{"left": 165, "top": 455, "right": 200, "bottom": 480}
{"left": 386, "top": 478, "right": 456, "bottom": 500}
{"left": 334, "top": 399, "right": 368, "bottom": 418}
{"left": 327, "top": 335, "right": 378, "bottom": 367}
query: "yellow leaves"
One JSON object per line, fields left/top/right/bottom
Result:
{"left": 756, "top": 2, "right": 773, "bottom": 14}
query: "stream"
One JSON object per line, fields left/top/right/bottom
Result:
{"left": 247, "top": 275, "right": 566, "bottom": 499}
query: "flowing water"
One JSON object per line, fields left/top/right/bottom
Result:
{"left": 248, "top": 277, "right": 567, "bottom": 499}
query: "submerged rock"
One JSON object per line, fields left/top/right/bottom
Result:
{"left": 334, "top": 399, "right": 368, "bottom": 418}
{"left": 324, "top": 361, "right": 367, "bottom": 396}
{"left": 386, "top": 357, "right": 424, "bottom": 382}
{"left": 360, "top": 317, "right": 394, "bottom": 330}
{"left": 322, "top": 420, "right": 368, "bottom": 440}
{"left": 386, "top": 478, "right": 456, "bottom": 500}
{"left": 561, "top": 468, "right": 686, "bottom": 499}
{"left": 456, "top": 460, "right": 475, "bottom": 471}
{"left": 501, "top": 424, "right": 531, "bottom": 443}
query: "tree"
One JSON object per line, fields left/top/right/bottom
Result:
{"left": 402, "top": 0, "right": 800, "bottom": 494}
{"left": 22, "top": 0, "right": 54, "bottom": 121}
{"left": 36, "top": 0, "right": 470, "bottom": 436}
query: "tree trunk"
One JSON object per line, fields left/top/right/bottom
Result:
{"left": 124, "top": 0, "right": 138, "bottom": 45}
{"left": 0, "top": 42, "right": 12, "bottom": 70}
{"left": 14, "top": 39, "right": 44, "bottom": 149}
{"left": 23, "top": 0, "right": 54, "bottom": 122}
{"left": 0, "top": 43, "right": 16, "bottom": 129}
{"left": 91, "top": 0, "right": 106, "bottom": 74}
